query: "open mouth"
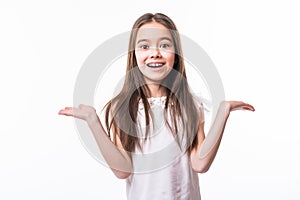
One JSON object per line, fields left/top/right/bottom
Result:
{"left": 146, "top": 63, "right": 165, "bottom": 68}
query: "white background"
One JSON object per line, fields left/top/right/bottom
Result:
{"left": 1, "top": 0, "right": 299, "bottom": 199}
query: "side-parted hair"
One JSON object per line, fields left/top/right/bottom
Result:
{"left": 104, "top": 13, "right": 200, "bottom": 153}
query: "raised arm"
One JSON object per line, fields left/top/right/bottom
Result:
{"left": 58, "top": 104, "right": 132, "bottom": 179}
{"left": 190, "top": 101, "right": 255, "bottom": 173}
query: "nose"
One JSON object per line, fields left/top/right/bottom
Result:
{"left": 150, "top": 47, "right": 162, "bottom": 59}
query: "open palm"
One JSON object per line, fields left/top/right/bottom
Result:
{"left": 58, "top": 104, "right": 98, "bottom": 122}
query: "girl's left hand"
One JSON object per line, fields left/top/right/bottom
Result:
{"left": 223, "top": 101, "right": 255, "bottom": 112}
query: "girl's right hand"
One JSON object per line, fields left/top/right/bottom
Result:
{"left": 58, "top": 104, "right": 98, "bottom": 123}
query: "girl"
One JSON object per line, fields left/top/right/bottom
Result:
{"left": 59, "top": 13, "right": 254, "bottom": 200}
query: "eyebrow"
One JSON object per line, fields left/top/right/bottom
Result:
{"left": 136, "top": 37, "right": 173, "bottom": 44}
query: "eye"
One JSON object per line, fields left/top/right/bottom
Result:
{"left": 139, "top": 44, "right": 149, "bottom": 49}
{"left": 160, "top": 43, "right": 170, "bottom": 48}
{"left": 160, "top": 44, "right": 169, "bottom": 48}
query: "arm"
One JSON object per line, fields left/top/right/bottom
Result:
{"left": 58, "top": 104, "right": 132, "bottom": 179}
{"left": 190, "top": 101, "right": 255, "bottom": 173}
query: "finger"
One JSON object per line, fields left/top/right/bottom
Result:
{"left": 246, "top": 105, "right": 255, "bottom": 111}
{"left": 240, "top": 105, "right": 255, "bottom": 111}
{"left": 242, "top": 103, "right": 255, "bottom": 111}
{"left": 58, "top": 109, "right": 74, "bottom": 116}
{"left": 231, "top": 104, "right": 255, "bottom": 112}
{"left": 64, "top": 107, "right": 73, "bottom": 110}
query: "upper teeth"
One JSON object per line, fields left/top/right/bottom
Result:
{"left": 147, "top": 63, "right": 163, "bottom": 67}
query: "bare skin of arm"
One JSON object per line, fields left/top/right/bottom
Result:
{"left": 190, "top": 101, "right": 255, "bottom": 173}
{"left": 58, "top": 104, "right": 132, "bottom": 179}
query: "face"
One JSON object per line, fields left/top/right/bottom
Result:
{"left": 135, "top": 22, "right": 175, "bottom": 84}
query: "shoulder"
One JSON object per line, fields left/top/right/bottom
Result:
{"left": 191, "top": 93, "right": 212, "bottom": 124}
{"left": 192, "top": 93, "right": 211, "bottom": 111}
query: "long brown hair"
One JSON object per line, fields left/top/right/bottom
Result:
{"left": 104, "top": 13, "right": 200, "bottom": 153}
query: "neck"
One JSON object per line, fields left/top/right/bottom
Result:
{"left": 146, "top": 83, "right": 166, "bottom": 98}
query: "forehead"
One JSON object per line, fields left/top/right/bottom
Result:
{"left": 136, "top": 22, "right": 172, "bottom": 41}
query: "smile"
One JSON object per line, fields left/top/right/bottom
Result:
{"left": 146, "top": 63, "right": 165, "bottom": 68}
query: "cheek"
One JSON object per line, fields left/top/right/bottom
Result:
{"left": 164, "top": 53, "right": 175, "bottom": 66}
{"left": 135, "top": 51, "right": 147, "bottom": 65}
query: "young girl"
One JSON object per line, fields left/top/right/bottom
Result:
{"left": 59, "top": 13, "right": 254, "bottom": 200}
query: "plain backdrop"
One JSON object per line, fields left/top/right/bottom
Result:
{"left": 1, "top": 0, "right": 299, "bottom": 199}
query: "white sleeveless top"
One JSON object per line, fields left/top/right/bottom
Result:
{"left": 126, "top": 96, "right": 206, "bottom": 200}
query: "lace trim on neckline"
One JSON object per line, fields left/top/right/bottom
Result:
{"left": 138, "top": 96, "right": 167, "bottom": 109}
